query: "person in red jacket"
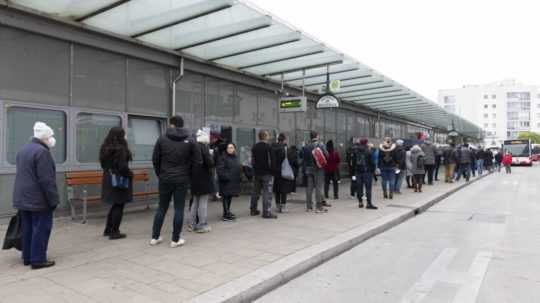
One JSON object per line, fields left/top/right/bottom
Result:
{"left": 502, "top": 152, "right": 513, "bottom": 174}
{"left": 324, "top": 140, "right": 341, "bottom": 200}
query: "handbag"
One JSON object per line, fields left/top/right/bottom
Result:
{"left": 2, "top": 211, "right": 22, "bottom": 251}
{"left": 110, "top": 170, "right": 129, "bottom": 189}
{"left": 281, "top": 146, "right": 295, "bottom": 181}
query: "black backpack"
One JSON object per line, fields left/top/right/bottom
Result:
{"left": 355, "top": 148, "right": 368, "bottom": 173}
{"left": 416, "top": 154, "right": 425, "bottom": 170}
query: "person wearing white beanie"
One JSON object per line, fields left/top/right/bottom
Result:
{"left": 13, "top": 121, "right": 59, "bottom": 269}
{"left": 33, "top": 122, "right": 56, "bottom": 148}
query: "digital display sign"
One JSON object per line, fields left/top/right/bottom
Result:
{"left": 279, "top": 96, "right": 307, "bottom": 113}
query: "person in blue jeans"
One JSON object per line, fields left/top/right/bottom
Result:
{"left": 378, "top": 137, "right": 398, "bottom": 199}
{"left": 151, "top": 116, "right": 202, "bottom": 248}
{"left": 352, "top": 138, "right": 378, "bottom": 209}
{"left": 13, "top": 122, "right": 59, "bottom": 270}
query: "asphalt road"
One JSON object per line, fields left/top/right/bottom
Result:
{"left": 257, "top": 166, "right": 540, "bottom": 303}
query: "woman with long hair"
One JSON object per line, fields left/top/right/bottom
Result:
{"left": 272, "top": 133, "right": 295, "bottom": 213}
{"left": 217, "top": 143, "right": 242, "bottom": 221}
{"left": 99, "top": 127, "right": 133, "bottom": 240}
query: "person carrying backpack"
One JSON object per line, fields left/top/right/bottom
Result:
{"left": 302, "top": 131, "right": 329, "bottom": 213}
{"left": 378, "top": 137, "right": 398, "bottom": 199}
{"left": 410, "top": 145, "right": 426, "bottom": 193}
{"left": 352, "top": 138, "right": 377, "bottom": 209}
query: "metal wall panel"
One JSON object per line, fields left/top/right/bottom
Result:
{"left": 0, "top": 26, "right": 70, "bottom": 105}
{"left": 72, "top": 44, "right": 126, "bottom": 111}
{"left": 127, "top": 58, "right": 170, "bottom": 115}
{"left": 235, "top": 85, "right": 258, "bottom": 125}
{"left": 175, "top": 71, "right": 205, "bottom": 132}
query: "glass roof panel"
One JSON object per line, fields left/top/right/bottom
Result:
{"left": 334, "top": 83, "right": 396, "bottom": 94}
{"left": 242, "top": 52, "right": 343, "bottom": 76}
{"left": 286, "top": 69, "right": 373, "bottom": 87}
{"left": 215, "top": 38, "right": 323, "bottom": 68}
{"left": 336, "top": 87, "right": 404, "bottom": 97}
{"left": 183, "top": 24, "right": 299, "bottom": 60}
{"left": 339, "top": 90, "right": 409, "bottom": 99}
{"left": 138, "top": 4, "right": 271, "bottom": 50}
{"left": 270, "top": 62, "right": 365, "bottom": 82}
{"left": 82, "top": 0, "right": 234, "bottom": 37}
{"left": 10, "top": 0, "right": 116, "bottom": 19}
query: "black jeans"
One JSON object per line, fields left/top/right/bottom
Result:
{"left": 275, "top": 192, "right": 288, "bottom": 205}
{"left": 222, "top": 195, "right": 233, "bottom": 216}
{"left": 424, "top": 164, "right": 435, "bottom": 184}
{"left": 105, "top": 203, "right": 125, "bottom": 234}
{"left": 152, "top": 182, "right": 188, "bottom": 242}
{"left": 324, "top": 171, "right": 339, "bottom": 198}
{"left": 356, "top": 172, "right": 373, "bottom": 204}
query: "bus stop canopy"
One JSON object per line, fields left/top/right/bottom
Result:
{"left": 4, "top": 0, "right": 482, "bottom": 137}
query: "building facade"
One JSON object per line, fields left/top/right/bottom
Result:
{"left": 439, "top": 79, "right": 540, "bottom": 146}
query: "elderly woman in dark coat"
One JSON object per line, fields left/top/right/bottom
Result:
{"left": 217, "top": 143, "right": 242, "bottom": 221}
{"left": 189, "top": 129, "right": 214, "bottom": 233}
{"left": 272, "top": 133, "right": 295, "bottom": 213}
{"left": 100, "top": 127, "right": 133, "bottom": 240}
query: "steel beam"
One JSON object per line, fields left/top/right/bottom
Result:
{"left": 76, "top": 0, "right": 130, "bottom": 22}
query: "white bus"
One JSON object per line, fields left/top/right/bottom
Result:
{"left": 502, "top": 139, "right": 533, "bottom": 166}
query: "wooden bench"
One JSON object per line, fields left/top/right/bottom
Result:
{"left": 65, "top": 169, "right": 158, "bottom": 223}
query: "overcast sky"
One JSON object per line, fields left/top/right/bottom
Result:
{"left": 248, "top": 0, "right": 540, "bottom": 100}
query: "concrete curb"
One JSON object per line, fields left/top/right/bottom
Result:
{"left": 188, "top": 173, "right": 492, "bottom": 303}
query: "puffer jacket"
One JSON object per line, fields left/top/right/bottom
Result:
{"left": 13, "top": 138, "right": 59, "bottom": 211}
{"left": 457, "top": 146, "right": 473, "bottom": 164}
{"left": 421, "top": 142, "right": 437, "bottom": 165}
{"left": 152, "top": 127, "right": 202, "bottom": 183}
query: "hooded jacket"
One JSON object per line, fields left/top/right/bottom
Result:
{"left": 13, "top": 138, "right": 59, "bottom": 211}
{"left": 378, "top": 143, "right": 398, "bottom": 169}
{"left": 351, "top": 143, "right": 375, "bottom": 174}
{"left": 152, "top": 127, "right": 202, "bottom": 183}
{"left": 410, "top": 145, "right": 426, "bottom": 175}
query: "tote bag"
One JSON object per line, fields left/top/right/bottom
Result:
{"left": 281, "top": 146, "right": 295, "bottom": 181}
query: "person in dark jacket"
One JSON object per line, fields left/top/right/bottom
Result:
{"left": 250, "top": 130, "right": 278, "bottom": 219}
{"left": 494, "top": 150, "right": 503, "bottom": 172}
{"left": 484, "top": 149, "right": 494, "bottom": 172}
{"left": 288, "top": 145, "right": 300, "bottom": 194}
{"left": 456, "top": 143, "right": 473, "bottom": 182}
{"left": 346, "top": 137, "right": 357, "bottom": 198}
{"left": 421, "top": 140, "right": 437, "bottom": 185}
{"left": 150, "top": 116, "right": 202, "bottom": 248}
{"left": 352, "top": 138, "right": 377, "bottom": 209}
{"left": 189, "top": 129, "right": 214, "bottom": 233}
{"left": 13, "top": 122, "right": 59, "bottom": 269}
{"left": 378, "top": 137, "right": 398, "bottom": 199}
{"left": 217, "top": 143, "right": 242, "bottom": 221}
{"left": 410, "top": 145, "right": 426, "bottom": 192}
{"left": 393, "top": 139, "right": 406, "bottom": 194}
{"left": 443, "top": 143, "right": 457, "bottom": 183}
{"left": 434, "top": 147, "right": 443, "bottom": 181}
{"left": 100, "top": 127, "right": 133, "bottom": 240}
{"left": 272, "top": 133, "right": 295, "bottom": 213}
{"left": 324, "top": 140, "right": 341, "bottom": 200}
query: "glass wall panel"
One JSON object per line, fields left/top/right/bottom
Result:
{"left": 128, "top": 116, "right": 162, "bottom": 162}
{"left": 6, "top": 107, "right": 66, "bottom": 164}
{"left": 236, "top": 127, "right": 255, "bottom": 165}
{"left": 76, "top": 113, "right": 121, "bottom": 163}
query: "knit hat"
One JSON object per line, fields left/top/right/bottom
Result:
{"left": 396, "top": 139, "right": 404, "bottom": 146}
{"left": 360, "top": 138, "right": 368, "bottom": 145}
{"left": 33, "top": 122, "right": 54, "bottom": 140}
{"left": 196, "top": 129, "right": 210, "bottom": 144}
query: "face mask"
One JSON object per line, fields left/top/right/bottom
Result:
{"left": 47, "top": 137, "right": 56, "bottom": 148}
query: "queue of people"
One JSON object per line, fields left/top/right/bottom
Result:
{"left": 12, "top": 116, "right": 504, "bottom": 270}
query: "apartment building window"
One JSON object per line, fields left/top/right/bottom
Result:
{"left": 484, "top": 104, "right": 488, "bottom": 109}
{"left": 484, "top": 114, "right": 488, "bottom": 118}
{"left": 492, "top": 123, "right": 496, "bottom": 128}
{"left": 492, "top": 104, "right": 496, "bottom": 109}
{"left": 483, "top": 94, "right": 488, "bottom": 99}
{"left": 537, "top": 113, "right": 540, "bottom": 119}
{"left": 537, "top": 103, "right": 540, "bottom": 108}
{"left": 492, "top": 113, "right": 496, "bottom": 119}
{"left": 484, "top": 123, "right": 488, "bottom": 128}
{"left": 491, "top": 94, "right": 496, "bottom": 99}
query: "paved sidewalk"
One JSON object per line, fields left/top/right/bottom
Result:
{"left": 0, "top": 174, "right": 487, "bottom": 303}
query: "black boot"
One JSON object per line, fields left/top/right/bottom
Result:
{"left": 383, "top": 189, "right": 388, "bottom": 199}
{"left": 366, "top": 202, "right": 378, "bottom": 210}
{"left": 389, "top": 192, "right": 393, "bottom": 200}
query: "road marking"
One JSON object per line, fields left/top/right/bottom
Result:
{"left": 401, "top": 248, "right": 492, "bottom": 303}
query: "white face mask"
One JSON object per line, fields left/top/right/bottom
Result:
{"left": 47, "top": 137, "right": 56, "bottom": 148}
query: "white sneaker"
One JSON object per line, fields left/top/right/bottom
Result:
{"left": 149, "top": 237, "right": 163, "bottom": 246}
{"left": 170, "top": 239, "right": 186, "bottom": 248}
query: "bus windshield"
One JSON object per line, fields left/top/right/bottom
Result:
{"left": 504, "top": 144, "right": 530, "bottom": 157}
